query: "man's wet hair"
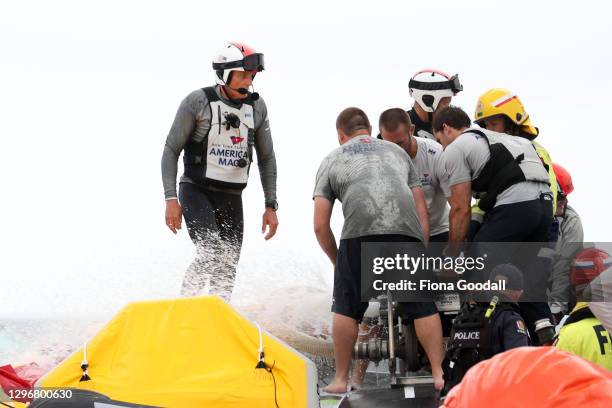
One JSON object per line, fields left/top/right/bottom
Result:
{"left": 336, "top": 107, "right": 371, "bottom": 136}
{"left": 432, "top": 106, "right": 472, "bottom": 133}
{"left": 379, "top": 108, "right": 412, "bottom": 133}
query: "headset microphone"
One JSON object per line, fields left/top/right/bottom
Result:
{"left": 237, "top": 87, "right": 259, "bottom": 101}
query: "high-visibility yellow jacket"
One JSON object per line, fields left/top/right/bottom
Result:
{"left": 556, "top": 303, "right": 612, "bottom": 371}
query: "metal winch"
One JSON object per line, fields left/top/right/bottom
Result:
{"left": 353, "top": 292, "right": 423, "bottom": 386}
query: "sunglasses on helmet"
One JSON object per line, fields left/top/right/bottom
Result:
{"left": 212, "top": 53, "right": 265, "bottom": 72}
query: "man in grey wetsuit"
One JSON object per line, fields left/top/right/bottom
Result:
{"left": 161, "top": 42, "right": 278, "bottom": 300}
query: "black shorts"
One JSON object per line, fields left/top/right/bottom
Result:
{"left": 332, "top": 234, "right": 438, "bottom": 322}
{"left": 430, "top": 231, "right": 449, "bottom": 243}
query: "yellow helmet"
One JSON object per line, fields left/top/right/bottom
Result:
{"left": 474, "top": 88, "right": 539, "bottom": 138}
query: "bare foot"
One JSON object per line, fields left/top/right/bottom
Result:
{"left": 322, "top": 378, "right": 350, "bottom": 394}
{"left": 349, "top": 380, "right": 362, "bottom": 391}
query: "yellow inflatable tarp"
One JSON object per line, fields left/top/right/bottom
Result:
{"left": 37, "top": 296, "right": 318, "bottom": 408}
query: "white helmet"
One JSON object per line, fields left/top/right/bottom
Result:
{"left": 409, "top": 69, "right": 463, "bottom": 113}
{"left": 212, "top": 42, "right": 265, "bottom": 86}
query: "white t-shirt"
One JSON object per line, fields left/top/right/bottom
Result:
{"left": 412, "top": 138, "right": 450, "bottom": 236}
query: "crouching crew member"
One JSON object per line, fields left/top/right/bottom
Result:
{"left": 313, "top": 107, "right": 444, "bottom": 392}
{"left": 379, "top": 108, "right": 450, "bottom": 242}
{"left": 469, "top": 89, "right": 558, "bottom": 241}
{"left": 433, "top": 106, "right": 553, "bottom": 341}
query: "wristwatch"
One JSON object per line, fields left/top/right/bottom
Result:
{"left": 265, "top": 200, "right": 278, "bottom": 211}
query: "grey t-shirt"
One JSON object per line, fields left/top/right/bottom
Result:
{"left": 161, "top": 86, "right": 277, "bottom": 203}
{"left": 412, "top": 138, "right": 450, "bottom": 236}
{"left": 443, "top": 128, "right": 550, "bottom": 207}
{"left": 313, "top": 135, "right": 423, "bottom": 241}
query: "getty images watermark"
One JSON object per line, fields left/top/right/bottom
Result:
{"left": 359, "top": 242, "right": 606, "bottom": 303}
{"left": 371, "top": 252, "right": 495, "bottom": 292}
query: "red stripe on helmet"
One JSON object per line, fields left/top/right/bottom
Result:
{"left": 494, "top": 95, "right": 518, "bottom": 108}
{"left": 570, "top": 248, "right": 612, "bottom": 285}
{"left": 230, "top": 42, "right": 256, "bottom": 57}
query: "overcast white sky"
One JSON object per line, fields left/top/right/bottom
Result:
{"left": 1, "top": 0, "right": 611, "bottom": 319}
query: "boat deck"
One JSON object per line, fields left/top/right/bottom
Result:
{"left": 320, "top": 369, "right": 439, "bottom": 408}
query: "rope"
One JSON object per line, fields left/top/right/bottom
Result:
{"left": 80, "top": 342, "right": 91, "bottom": 382}
{"left": 254, "top": 321, "right": 265, "bottom": 363}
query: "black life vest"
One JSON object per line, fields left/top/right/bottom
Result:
{"left": 183, "top": 87, "right": 256, "bottom": 190}
{"left": 408, "top": 109, "right": 435, "bottom": 140}
{"left": 467, "top": 129, "right": 549, "bottom": 211}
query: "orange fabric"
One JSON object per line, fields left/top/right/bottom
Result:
{"left": 443, "top": 347, "right": 612, "bottom": 408}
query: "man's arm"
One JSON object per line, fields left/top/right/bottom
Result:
{"left": 253, "top": 100, "right": 279, "bottom": 240}
{"left": 411, "top": 186, "right": 430, "bottom": 245}
{"left": 314, "top": 197, "right": 337, "bottom": 266}
{"left": 404, "top": 151, "right": 428, "bottom": 243}
{"left": 162, "top": 94, "right": 197, "bottom": 233}
{"left": 162, "top": 98, "right": 197, "bottom": 199}
{"left": 468, "top": 201, "right": 485, "bottom": 242}
{"left": 432, "top": 141, "right": 451, "bottom": 200}
{"left": 253, "top": 100, "right": 277, "bottom": 206}
{"left": 442, "top": 136, "right": 481, "bottom": 250}
{"left": 448, "top": 181, "right": 472, "bottom": 254}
